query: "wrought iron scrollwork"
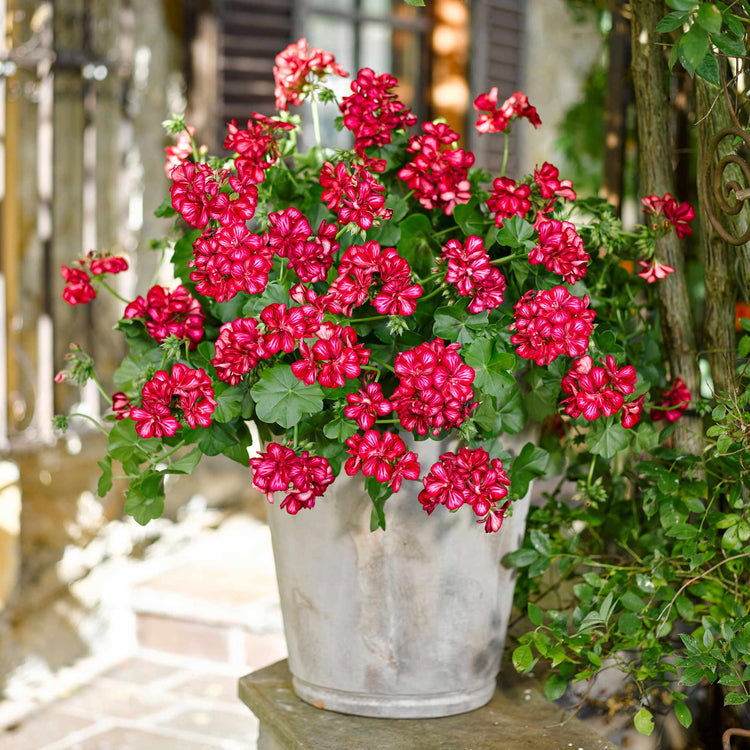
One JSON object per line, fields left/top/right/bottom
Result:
{"left": 703, "top": 125, "right": 750, "bottom": 246}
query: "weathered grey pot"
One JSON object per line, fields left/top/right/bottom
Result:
{"left": 266, "top": 439, "right": 531, "bottom": 719}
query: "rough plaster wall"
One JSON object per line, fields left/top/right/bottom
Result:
{"left": 520, "top": 0, "right": 602, "bottom": 175}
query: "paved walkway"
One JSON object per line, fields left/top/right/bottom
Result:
{"left": 0, "top": 513, "right": 286, "bottom": 749}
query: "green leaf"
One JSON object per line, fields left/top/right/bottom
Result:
{"left": 724, "top": 692, "right": 749, "bottom": 706}
{"left": 665, "top": 0, "right": 697, "bottom": 9}
{"left": 212, "top": 384, "right": 245, "bottom": 423}
{"left": 621, "top": 592, "right": 646, "bottom": 612}
{"left": 711, "top": 31, "right": 746, "bottom": 56}
{"left": 496, "top": 215, "right": 535, "bottom": 249}
{"left": 681, "top": 25, "right": 710, "bottom": 72}
{"left": 453, "top": 199, "right": 488, "bottom": 238}
{"left": 505, "top": 548, "right": 539, "bottom": 567}
{"left": 634, "top": 708, "right": 655, "bottom": 736}
{"left": 154, "top": 196, "right": 177, "bottom": 218}
{"left": 433, "top": 305, "right": 489, "bottom": 345}
{"left": 723, "top": 12, "right": 745, "bottom": 37}
{"left": 696, "top": 3, "right": 723, "bottom": 33}
{"left": 619, "top": 612, "right": 641, "bottom": 635}
{"left": 465, "top": 338, "right": 515, "bottom": 396}
{"left": 171, "top": 229, "right": 201, "bottom": 287}
{"left": 251, "top": 365, "right": 325, "bottom": 428}
{"left": 665, "top": 523, "right": 699, "bottom": 540}
{"left": 165, "top": 446, "right": 202, "bottom": 474}
{"left": 512, "top": 644, "right": 534, "bottom": 672}
{"left": 674, "top": 699, "right": 692, "bottom": 728}
{"left": 108, "top": 418, "right": 150, "bottom": 466}
{"left": 323, "top": 415, "right": 359, "bottom": 442}
{"left": 544, "top": 674, "right": 567, "bottom": 701}
{"left": 397, "top": 214, "right": 433, "bottom": 263}
{"left": 510, "top": 443, "right": 549, "bottom": 498}
{"left": 528, "top": 602, "right": 543, "bottom": 627}
{"left": 656, "top": 11, "right": 689, "bottom": 32}
{"left": 676, "top": 596, "right": 695, "bottom": 620}
{"left": 525, "top": 368, "right": 560, "bottom": 421}
{"left": 587, "top": 422, "right": 629, "bottom": 459}
{"left": 124, "top": 472, "right": 165, "bottom": 525}
{"left": 97, "top": 457, "right": 113, "bottom": 497}
{"left": 495, "top": 386, "right": 527, "bottom": 434}
{"left": 196, "top": 420, "right": 250, "bottom": 466}
{"left": 403, "top": 0, "right": 425, "bottom": 5}
{"left": 530, "top": 529, "right": 551, "bottom": 557}
{"left": 696, "top": 53, "right": 720, "bottom": 86}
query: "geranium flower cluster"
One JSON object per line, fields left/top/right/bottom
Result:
{"left": 340, "top": 67, "right": 417, "bottom": 153}
{"left": 224, "top": 115, "right": 295, "bottom": 185}
{"left": 509, "top": 286, "right": 595, "bottom": 366}
{"left": 327, "top": 241, "right": 422, "bottom": 316}
{"left": 473, "top": 88, "right": 542, "bottom": 134}
{"left": 189, "top": 224, "right": 273, "bottom": 302}
{"left": 169, "top": 162, "right": 257, "bottom": 230}
{"left": 398, "top": 122, "right": 474, "bottom": 215}
{"left": 344, "top": 430, "right": 420, "bottom": 493}
{"left": 320, "top": 161, "right": 392, "bottom": 230}
{"left": 651, "top": 378, "right": 691, "bottom": 422}
{"left": 249, "top": 442, "right": 335, "bottom": 514}
{"left": 130, "top": 363, "right": 216, "bottom": 439}
{"left": 641, "top": 193, "right": 696, "bottom": 239}
{"left": 345, "top": 383, "right": 392, "bottom": 430}
{"left": 528, "top": 219, "right": 589, "bottom": 285}
{"left": 418, "top": 447, "right": 512, "bottom": 533}
{"left": 211, "top": 301, "right": 323, "bottom": 386}
{"left": 61, "top": 251, "right": 129, "bottom": 306}
{"left": 273, "top": 38, "right": 348, "bottom": 111}
{"left": 486, "top": 161, "right": 576, "bottom": 228}
{"left": 440, "top": 236, "right": 507, "bottom": 313}
{"left": 391, "top": 339, "right": 477, "bottom": 436}
{"left": 124, "top": 285, "right": 205, "bottom": 348}
{"left": 292, "top": 323, "right": 370, "bottom": 389}
{"left": 560, "top": 355, "right": 642, "bottom": 428}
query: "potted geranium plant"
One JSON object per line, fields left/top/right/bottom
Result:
{"left": 55, "top": 38, "right": 693, "bottom": 719}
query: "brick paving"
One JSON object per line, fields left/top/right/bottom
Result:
{"left": 0, "top": 514, "right": 286, "bottom": 749}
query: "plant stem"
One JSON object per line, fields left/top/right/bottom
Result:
{"left": 98, "top": 279, "right": 129, "bottom": 304}
{"left": 369, "top": 356, "right": 396, "bottom": 374}
{"left": 500, "top": 132, "right": 509, "bottom": 178}
{"left": 658, "top": 551, "right": 750, "bottom": 623}
{"left": 419, "top": 286, "right": 445, "bottom": 303}
{"left": 310, "top": 96, "right": 322, "bottom": 149}
{"left": 352, "top": 314, "right": 389, "bottom": 324}
{"left": 153, "top": 439, "right": 187, "bottom": 466}
{"left": 491, "top": 251, "right": 527, "bottom": 266}
{"left": 67, "top": 412, "right": 109, "bottom": 435}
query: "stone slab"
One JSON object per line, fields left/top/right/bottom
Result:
{"left": 239, "top": 660, "right": 620, "bottom": 750}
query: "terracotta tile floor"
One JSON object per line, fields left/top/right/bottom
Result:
{"left": 0, "top": 514, "right": 286, "bottom": 749}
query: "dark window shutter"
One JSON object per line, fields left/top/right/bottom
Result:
{"left": 468, "top": 0, "right": 526, "bottom": 177}
{"left": 215, "top": 0, "right": 295, "bottom": 143}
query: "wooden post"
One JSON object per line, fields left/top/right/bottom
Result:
{"left": 601, "top": 0, "right": 629, "bottom": 215}
{"left": 630, "top": 0, "right": 702, "bottom": 454}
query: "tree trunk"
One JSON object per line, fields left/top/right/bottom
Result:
{"left": 630, "top": 0, "right": 702, "bottom": 454}
{"left": 695, "top": 78, "right": 745, "bottom": 398}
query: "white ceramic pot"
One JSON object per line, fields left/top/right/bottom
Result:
{"left": 266, "top": 439, "right": 530, "bottom": 719}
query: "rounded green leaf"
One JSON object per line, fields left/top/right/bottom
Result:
{"left": 634, "top": 707, "right": 655, "bottom": 736}
{"left": 251, "top": 365, "right": 324, "bottom": 428}
{"left": 512, "top": 644, "right": 534, "bottom": 672}
{"left": 674, "top": 700, "right": 692, "bottom": 728}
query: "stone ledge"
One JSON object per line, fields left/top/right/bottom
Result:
{"left": 239, "top": 660, "right": 620, "bottom": 750}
